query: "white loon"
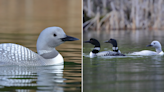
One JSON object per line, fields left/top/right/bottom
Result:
{"left": 84, "top": 38, "right": 125, "bottom": 58}
{"left": 130, "top": 41, "right": 164, "bottom": 56}
{"left": 0, "top": 27, "right": 78, "bottom": 66}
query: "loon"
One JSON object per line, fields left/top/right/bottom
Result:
{"left": 104, "top": 38, "right": 122, "bottom": 53}
{"left": 0, "top": 27, "right": 78, "bottom": 66}
{"left": 84, "top": 38, "right": 125, "bottom": 58}
{"left": 130, "top": 41, "right": 164, "bottom": 56}
{"left": 104, "top": 38, "right": 125, "bottom": 56}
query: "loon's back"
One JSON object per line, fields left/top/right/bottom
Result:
{"left": 0, "top": 43, "right": 45, "bottom": 66}
{"left": 97, "top": 51, "right": 125, "bottom": 56}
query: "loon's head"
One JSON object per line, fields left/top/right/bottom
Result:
{"left": 147, "top": 41, "right": 161, "bottom": 48}
{"left": 147, "top": 41, "right": 162, "bottom": 53}
{"left": 84, "top": 38, "right": 100, "bottom": 47}
{"left": 104, "top": 38, "right": 118, "bottom": 47}
{"left": 37, "top": 27, "right": 79, "bottom": 55}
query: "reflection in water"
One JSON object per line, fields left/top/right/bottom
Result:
{"left": 37, "top": 65, "right": 64, "bottom": 92}
{"left": 84, "top": 56, "right": 164, "bottom": 92}
{"left": 0, "top": 65, "right": 64, "bottom": 92}
{"left": 84, "top": 30, "right": 164, "bottom": 44}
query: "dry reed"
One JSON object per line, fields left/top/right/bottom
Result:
{"left": 83, "top": 0, "right": 164, "bottom": 31}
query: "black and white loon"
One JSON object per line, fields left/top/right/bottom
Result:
{"left": 104, "top": 38, "right": 122, "bottom": 53}
{"left": 104, "top": 38, "right": 125, "bottom": 56}
{"left": 84, "top": 38, "right": 125, "bottom": 58}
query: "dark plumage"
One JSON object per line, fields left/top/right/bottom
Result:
{"left": 105, "top": 38, "right": 125, "bottom": 56}
{"left": 84, "top": 38, "right": 125, "bottom": 58}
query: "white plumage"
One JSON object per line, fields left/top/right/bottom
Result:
{"left": 130, "top": 41, "right": 164, "bottom": 56}
{"left": 0, "top": 27, "right": 78, "bottom": 66}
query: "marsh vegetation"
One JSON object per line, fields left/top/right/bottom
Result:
{"left": 83, "top": 0, "right": 164, "bottom": 31}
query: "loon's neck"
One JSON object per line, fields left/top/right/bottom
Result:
{"left": 38, "top": 49, "right": 64, "bottom": 65}
{"left": 156, "top": 48, "right": 162, "bottom": 54}
{"left": 112, "top": 46, "right": 121, "bottom": 53}
{"left": 38, "top": 49, "right": 59, "bottom": 59}
{"left": 92, "top": 46, "right": 100, "bottom": 54}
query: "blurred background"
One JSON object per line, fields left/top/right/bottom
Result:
{"left": 83, "top": 0, "right": 164, "bottom": 31}
{"left": 0, "top": 0, "right": 81, "bottom": 92}
{"left": 83, "top": 0, "right": 164, "bottom": 92}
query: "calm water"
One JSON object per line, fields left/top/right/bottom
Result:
{"left": 0, "top": 0, "right": 81, "bottom": 92}
{"left": 83, "top": 30, "right": 164, "bottom": 92}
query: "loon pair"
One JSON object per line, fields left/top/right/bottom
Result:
{"left": 84, "top": 38, "right": 164, "bottom": 58}
{"left": 84, "top": 38, "right": 125, "bottom": 58}
{"left": 0, "top": 27, "right": 78, "bottom": 66}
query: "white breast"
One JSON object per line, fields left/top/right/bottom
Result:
{"left": 45, "top": 54, "right": 64, "bottom": 65}
{"left": 159, "top": 51, "right": 164, "bottom": 55}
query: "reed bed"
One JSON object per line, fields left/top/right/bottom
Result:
{"left": 83, "top": 0, "right": 164, "bottom": 31}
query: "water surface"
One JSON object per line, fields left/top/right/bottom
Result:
{"left": 83, "top": 30, "right": 164, "bottom": 92}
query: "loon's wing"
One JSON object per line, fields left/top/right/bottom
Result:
{"left": 0, "top": 43, "right": 45, "bottom": 66}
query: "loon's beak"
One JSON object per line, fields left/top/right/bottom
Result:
{"left": 84, "top": 40, "right": 90, "bottom": 43}
{"left": 61, "top": 35, "right": 79, "bottom": 41}
{"left": 147, "top": 44, "right": 152, "bottom": 47}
